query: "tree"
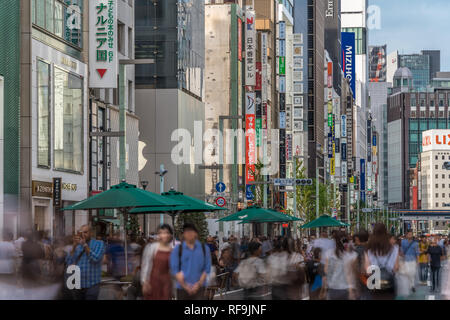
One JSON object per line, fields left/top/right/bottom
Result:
{"left": 175, "top": 212, "right": 209, "bottom": 243}
{"left": 126, "top": 215, "right": 140, "bottom": 238}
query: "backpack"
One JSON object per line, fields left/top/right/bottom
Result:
{"left": 370, "top": 250, "right": 395, "bottom": 292}
{"left": 178, "top": 241, "right": 207, "bottom": 272}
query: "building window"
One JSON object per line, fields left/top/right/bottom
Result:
{"left": 54, "top": 67, "right": 84, "bottom": 173}
{"left": 118, "top": 21, "right": 125, "bottom": 55}
{"left": 443, "top": 194, "right": 445, "bottom": 198}
{"left": 443, "top": 174, "right": 446, "bottom": 179}
{"left": 436, "top": 184, "right": 439, "bottom": 188}
{"left": 37, "top": 60, "right": 51, "bottom": 168}
{"left": 32, "top": 0, "right": 83, "bottom": 48}
{"left": 436, "top": 193, "right": 439, "bottom": 198}
{"left": 443, "top": 184, "right": 446, "bottom": 188}
{"left": 436, "top": 203, "right": 439, "bottom": 207}
{"left": 435, "top": 165, "right": 438, "bottom": 169}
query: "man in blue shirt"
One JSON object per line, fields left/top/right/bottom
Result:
{"left": 400, "top": 231, "right": 420, "bottom": 293}
{"left": 170, "top": 223, "right": 211, "bottom": 300}
{"left": 66, "top": 225, "right": 105, "bottom": 300}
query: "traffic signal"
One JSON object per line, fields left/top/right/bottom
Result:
{"left": 295, "top": 179, "right": 313, "bottom": 186}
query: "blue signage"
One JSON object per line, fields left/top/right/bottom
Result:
{"left": 216, "top": 182, "right": 226, "bottom": 193}
{"left": 341, "top": 32, "right": 356, "bottom": 97}
{"left": 279, "top": 21, "right": 286, "bottom": 40}
{"left": 373, "top": 135, "right": 377, "bottom": 147}
{"left": 246, "top": 184, "right": 255, "bottom": 200}
{"left": 360, "top": 159, "right": 366, "bottom": 191}
{"left": 341, "top": 143, "right": 347, "bottom": 161}
{"left": 279, "top": 112, "right": 286, "bottom": 129}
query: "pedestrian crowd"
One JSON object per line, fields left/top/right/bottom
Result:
{"left": 1, "top": 223, "right": 450, "bottom": 300}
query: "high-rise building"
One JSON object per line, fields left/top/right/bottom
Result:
{"left": 341, "top": 0, "right": 369, "bottom": 197}
{"left": 387, "top": 67, "right": 450, "bottom": 209}
{"left": 294, "top": 0, "right": 326, "bottom": 182}
{"left": 421, "top": 50, "right": 441, "bottom": 80}
{"left": 325, "top": 0, "right": 342, "bottom": 97}
{"left": 135, "top": 0, "right": 206, "bottom": 231}
{"left": 399, "top": 54, "right": 431, "bottom": 91}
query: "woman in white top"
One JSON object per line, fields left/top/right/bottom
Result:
{"left": 322, "top": 231, "right": 358, "bottom": 300}
{"left": 364, "top": 223, "right": 399, "bottom": 300}
{"left": 141, "top": 224, "right": 174, "bottom": 300}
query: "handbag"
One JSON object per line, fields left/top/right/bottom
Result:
{"left": 370, "top": 250, "right": 395, "bottom": 292}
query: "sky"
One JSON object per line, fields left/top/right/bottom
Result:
{"left": 369, "top": 0, "right": 450, "bottom": 71}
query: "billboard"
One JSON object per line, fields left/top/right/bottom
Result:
{"left": 89, "top": 0, "right": 117, "bottom": 88}
{"left": 422, "top": 130, "right": 450, "bottom": 152}
{"left": 341, "top": 32, "right": 356, "bottom": 97}
{"left": 369, "top": 45, "right": 387, "bottom": 82}
{"left": 245, "top": 8, "right": 256, "bottom": 86}
{"left": 246, "top": 92, "right": 256, "bottom": 184}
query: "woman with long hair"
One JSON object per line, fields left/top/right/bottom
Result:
{"left": 322, "top": 231, "right": 357, "bottom": 300}
{"left": 364, "top": 223, "right": 399, "bottom": 300}
{"left": 267, "top": 237, "right": 291, "bottom": 300}
{"left": 141, "top": 224, "right": 174, "bottom": 300}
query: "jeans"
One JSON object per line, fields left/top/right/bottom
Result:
{"left": 71, "top": 284, "right": 101, "bottom": 300}
{"left": 419, "top": 263, "right": 428, "bottom": 282}
{"left": 430, "top": 266, "right": 440, "bottom": 292}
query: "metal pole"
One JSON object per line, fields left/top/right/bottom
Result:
{"left": 119, "top": 64, "right": 126, "bottom": 181}
{"left": 316, "top": 157, "right": 319, "bottom": 236}
{"left": 293, "top": 157, "right": 298, "bottom": 239}
{"left": 357, "top": 189, "right": 360, "bottom": 231}
{"left": 160, "top": 164, "right": 165, "bottom": 225}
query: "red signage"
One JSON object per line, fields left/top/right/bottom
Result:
{"left": 215, "top": 197, "right": 226, "bottom": 207}
{"left": 246, "top": 114, "right": 256, "bottom": 183}
{"left": 256, "top": 62, "right": 262, "bottom": 90}
{"left": 282, "top": 224, "right": 289, "bottom": 228}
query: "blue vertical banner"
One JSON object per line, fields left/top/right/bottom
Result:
{"left": 341, "top": 32, "right": 356, "bottom": 97}
{"left": 360, "top": 159, "right": 366, "bottom": 203}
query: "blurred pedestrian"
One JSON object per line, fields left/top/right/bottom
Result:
{"left": 21, "top": 230, "right": 45, "bottom": 295}
{"left": 141, "top": 224, "right": 174, "bottom": 300}
{"left": 267, "top": 237, "right": 291, "bottom": 300}
{"left": 427, "top": 237, "right": 445, "bottom": 293}
{"left": 353, "top": 230, "right": 369, "bottom": 299}
{"left": 322, "top": 231, "right": 357, "bottom": 300}
{"left": 306, "top": 247, "right": 324, "bottom": 300}
{"left": 364, "top": 223, "right": 399, "bottom": 300}
{"left": 105, "top": 233, "right": 126, "bottom": 280}
{"left": 235, "top": 241, "right": 266, "bottom": 300}
{"left": 65, "top": 225, "right": 105, "bottom": 300}
{"left": 170, "top": 223, "right": 211, "bottom": 300}
{"left": 418, "top": 235, "right": 429, "bottom": 285}
{"left": 400, "top": 231, "right": 419, "bottom": 293}
{"left": 312, "top": 231, "right": 335, "bottom": 264}
{"left": 0, "top": 231, "right": 18, "bottom": 288}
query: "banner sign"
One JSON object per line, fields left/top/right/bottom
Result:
{"left": 245, "top": 8, "right": 256, "bottom": 86}
{"left": 341, "top": 141, "right": 347, "bottom": 161}
{"left": 360, "top": 159, "right": 366, "bottom": 192}
{"left": 89, "top": 0, "right": 118, "bottom": 88}
{"left": 341, "top": 32, "right": 356, "bottom": 97}
{"left": 53, "top": 178, "right": 62, "bottom": 207}
{"left": 279, "top": 21, "right": 286, "bottom": 40}
{"left": 246, "top": 114, "right": 256, "bottom": 183}
{"left": 256, "top": 62, "right": 262, "bottom": 90}
{"left": 256, "top": 117, "right": 262, "bottom": 147}
{"left": 341, "top": 115, "right": 347, "bottom": 137}
{"left": 246, "top": 92, "right": 256, "bottom": 114}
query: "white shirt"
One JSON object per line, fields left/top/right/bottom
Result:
{"left": 312, "top": 238, "right": 336, "bottom": 264}
{"left": 0, "top": 241, "right": 17, "bottom": 274}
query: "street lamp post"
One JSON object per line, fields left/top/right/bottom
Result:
{"left": 155, "top": 165, "right": 168, "bottom": 225}
{"left": 140, "top": 180, "right": 149, "bottom": 236}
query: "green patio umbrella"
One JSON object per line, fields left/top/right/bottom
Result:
{"left": 129, "top": 188, "right": 227, "bottom": 227}
{"left": 300, "top": 215, "right": 350, "bottom": 229}
{"left": 218, "top": 206, "right": 300, "bottom": 223}
{"left": 62, "top": 182, "right": 182, "bottom": 211}
{"left": 61, "top": 181, "right": 183, "bottom": 275}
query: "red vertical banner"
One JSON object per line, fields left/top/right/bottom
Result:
{"left": 246, "top": 114, "right": 256, "bottom": 183}
{"left": 412, "top": 186, "right": 418, "bottom": 210}
{"left": 256, "top": 62, "right": 262, "bottom": 90}
{"left": 238, "top": 18, "right": 242, "bottom": 61}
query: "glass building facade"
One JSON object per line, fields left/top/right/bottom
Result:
{"left": 135, "top": 0, "right": 205, "bottom": 99}
{"left": 399, "top": 54, "right": 430, "bottom": 91}
{"left": 341, "top": 27, "right": 367, "bottom": 55}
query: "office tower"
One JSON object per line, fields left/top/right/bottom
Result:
{"left": 388, "top": 67, "right": 450, "bottom": 209}
{"left": 421, "top": 50, "right": 441, "bottom": 80}
{"left": 294, "top": 0, "right": 326, "bottom": 182}
{"left": 399, "top": 53, "right": 431, "bottom": 91}
{"left": 341, "top": 0, "right": 369, "bottom": 202}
